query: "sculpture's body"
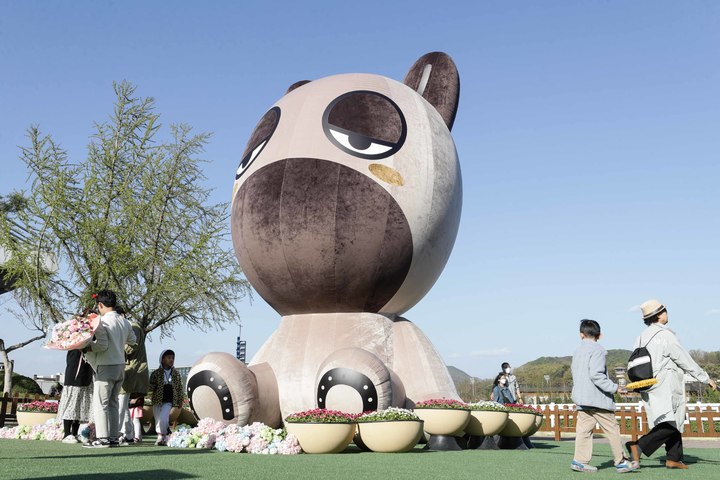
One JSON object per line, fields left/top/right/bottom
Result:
{"left": 188, "top": 52, "right": 463, "bottom": 425}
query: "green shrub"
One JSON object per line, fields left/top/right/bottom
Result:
{"left": 0, "top": 372, "right": 43, "bottom": 395}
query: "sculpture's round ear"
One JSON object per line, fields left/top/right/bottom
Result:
{"left": 286, "top": 80, "right": 311, "bottom": 94}
{"left": 403, "top": 52, "right": 460, "bottom": 131}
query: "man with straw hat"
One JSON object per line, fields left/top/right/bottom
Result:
{"left": 625, "top": 299, "right": 717, "bottom": 470}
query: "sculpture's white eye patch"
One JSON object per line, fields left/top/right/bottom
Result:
{"left": 236, "top": 106, "right": 280, "bottom": 180}
{"left": 322, "top": 91, "right": 406, "bottom": 160}
{"left": 327, "top": 127, "right": 394, "bottom": 156}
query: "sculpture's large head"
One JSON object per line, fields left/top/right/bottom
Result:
{"left": 231, "top": 52, "right": 462, "bottom": 316}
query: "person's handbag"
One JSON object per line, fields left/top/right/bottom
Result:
{"left": 626, "top": 330, "right": 662, "bottom": 391}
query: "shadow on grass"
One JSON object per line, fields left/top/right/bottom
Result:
{"left": 23, "top": 470, "right": 197, "bottom": 480}
{"left": 345, "top": 445, "right": 435, "bottom": 454}
{"left": 680, "top": 454, "right": 720, "bottom": 465}
{"left": 23, "top": 447, "right": 214, "bottom": 461}
{"left": 527, "top": 441, "right": 560, "bottom": 450}
{"left": 598, "top": 453, "right": 720, "bottom": 470}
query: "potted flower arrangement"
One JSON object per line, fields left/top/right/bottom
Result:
{"left": 355, "top": 407, "right": 424, "bottom": 453}
{"left": 284, "top": 409, "right": 357, "bottom": 454}
{"left": 465, "top": 401, "right": 510, "bottom": 437}
{"left": 498, "top": 403, "right": 540, "bottom": 437}
{"left": 412, "top": 398, "right": 470, "bottom": 436}
{"left": 17, "top": 401, "right": 58, "bottom": 426}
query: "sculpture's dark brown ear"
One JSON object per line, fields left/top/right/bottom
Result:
{"left": 403, "top": 52, "right": 459, "bottom": 131}
{"left": 286, "top": 80, "right": 311, "bottom": 94}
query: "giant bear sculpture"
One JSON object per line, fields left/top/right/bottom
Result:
{"left": 188, "top": 52, "right": 462, "bottom": 426}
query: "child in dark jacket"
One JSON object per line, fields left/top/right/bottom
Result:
{"left": 148, "top": 349, "right": 184, "bottom": 446}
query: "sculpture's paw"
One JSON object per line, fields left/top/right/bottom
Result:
{"left": 316, "top": 348, "right": 406, "bottom": 414}
{"left": 187, "top": 352, "right": 258, "bottom": 425}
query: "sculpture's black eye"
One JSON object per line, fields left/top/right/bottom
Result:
{"left": 236, "top": 107, "right": 280, "bottom": 179}
{"left": 323, "top": 91, "right": 406, "bottom": 160}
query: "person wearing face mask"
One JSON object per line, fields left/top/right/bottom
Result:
{"left": 501, "top": 362, "right": 522, "bottom": 404}
{"left": 491, "top": 373, "right": 516, "bottom": 404}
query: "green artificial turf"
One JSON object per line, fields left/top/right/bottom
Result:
{"left": 1, "top": 439, "right": 719, "bottom": 480}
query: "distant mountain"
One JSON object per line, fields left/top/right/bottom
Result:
{"left": 449, "top": 349, "right": 719, "bottom": 386}
{"left": 514, "top": 349, "right": 633, "bottom": 385}
{"left": 447, "top": 365, "right": 476, "bottom": 384}
{"left": 518, "top": 349, "right": 633, "bottom": 370}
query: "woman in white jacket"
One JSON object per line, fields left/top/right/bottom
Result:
{"left": 626, "top": 299, "right": 717, "bottom": 470}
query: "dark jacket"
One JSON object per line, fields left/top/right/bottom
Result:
{"left": 64, "top": 350, "right": 93, "bottom": 387}
{"left": 121, "top": 321, "right": 149, "bottom": 395}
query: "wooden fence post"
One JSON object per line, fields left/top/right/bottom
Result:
{"left": 553, "top": 405, "right": 561, "bottom": 441}
{"left": 0, "top": 392, "right": 9, "bottom": 428}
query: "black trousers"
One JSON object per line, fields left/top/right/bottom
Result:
{"left": 637, "top": 421, "right": 682, "bottom": 461}
{"left": 63, "top": 419, "right": 80, "bottom": 437}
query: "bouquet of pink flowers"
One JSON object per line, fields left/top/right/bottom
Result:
{"left": 44, "top": 313, "right": 100, "bottom": 350}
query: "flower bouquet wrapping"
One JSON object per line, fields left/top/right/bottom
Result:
{"left": 44, "top": 313, "right": 100, "bottom": 350}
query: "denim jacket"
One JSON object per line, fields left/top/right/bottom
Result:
{"left": 492, "top": 385, "right": 516, "bottom": 404}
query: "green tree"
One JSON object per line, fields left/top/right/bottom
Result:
{"left": 1, "top": 193, "right": 45, "bottom": 394}
{"left": 0, "top": 81, "right": 251, "bottom": 392}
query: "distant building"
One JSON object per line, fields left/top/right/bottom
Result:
{"left": 33, "top": 374, "right": 61, "bottom": 394}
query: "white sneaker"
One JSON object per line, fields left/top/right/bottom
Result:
{"left": 62, "top": 435, "right": 79, "bottom": 444}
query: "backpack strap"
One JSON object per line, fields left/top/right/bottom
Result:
{"left": 642, "top": 329, "right": 664, "bottom": 348}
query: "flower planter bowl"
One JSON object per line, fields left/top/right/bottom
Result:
{"left": 17, "top": 412, "right": 57, "bottom": 426}
{"left": 498, "top": 411, "right": 536, "bottom": 437}
{"left": 465, "top": 410, "right": 509, "bottom": 437}
{"left": 413, "top": 408, "right": 470, "bottom": 436}
{"left": 285, "top": 422, "right": 356, "bottom": 454}
{"left": 524, "top": 413, "right": 544, "bottom": 436}
{"left": 356, "top": 420, "right": 424, "bottom": 453}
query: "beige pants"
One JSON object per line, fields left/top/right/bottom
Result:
{"left": 574, "top": 409, "right": 625, "bottom": 465}
{"left": 92, "top": 364, "right": 125, "bottom": 440}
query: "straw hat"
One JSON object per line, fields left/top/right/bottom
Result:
{"left": 641, "top": 299, "right": 666, "bottom": 319}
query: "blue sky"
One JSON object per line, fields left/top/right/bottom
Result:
{"left": 1, "top": 1, "right": 719, "bottom": 383}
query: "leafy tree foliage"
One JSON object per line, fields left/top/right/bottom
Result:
{"left": 0, "top": 82, "right": 250, "bottom": 392}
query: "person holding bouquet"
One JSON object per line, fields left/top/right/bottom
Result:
{"left": 57, "top": 348, "right": 94, "bottom": 443}
{"left": 149, "top": 349, "right": 184, "bottom": 446}
{"left": 83, "top": 290, "right": 137, "bottom": 448}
